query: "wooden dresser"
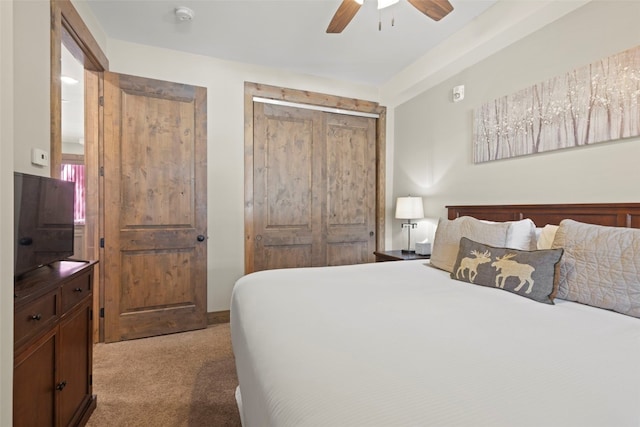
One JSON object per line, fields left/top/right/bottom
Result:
{"left": 13, "top": 260, "right": 97, "bottom": 427}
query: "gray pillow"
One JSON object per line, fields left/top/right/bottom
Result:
{"left": 552, "top": 219, "right": 640, "bottom": 318}
{"left": 451, "top": 237, "right": 564, "bottom": 304}
{"left": 431, "top": 217, "right": 511, "bottom": 273}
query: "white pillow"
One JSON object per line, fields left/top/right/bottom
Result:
{"left": 535, "top": 227, "right": 543, "bottom": 241}
{"left": 537, "top": 224, "right": 559, "bottom": 250}
{"left": 506, "top": 219, "right": 537, "bottom": 250}
{"left": 431, "top": 217, "right": 511, "bottom": 273}
{"left": 481, "top": 218, "right": 538, "bottom": 250}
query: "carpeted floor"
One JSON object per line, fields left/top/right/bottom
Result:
{"left": 87, "top": 323, "right": 242, "bottom": 427}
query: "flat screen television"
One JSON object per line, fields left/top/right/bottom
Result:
{"left": 14, "top": 172, "right": 75, "bottom": 278}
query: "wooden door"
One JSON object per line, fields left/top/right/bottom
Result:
{"left": 253, "top": 103, "right": 324, "bottom": 271}
{"left": 324, "top": 113, "right": 377, "bottom": 265}
{"left": 251, "top": 102, "right": 376, "bottom": 272}
{"left": 13, "top": 331, "right": 57, "bottom": 427}
{"left": 58, "top": 303, "right": 92, "bottom": 426}
{"left": 103, "top": 72, "right": 207, "bottom": 342}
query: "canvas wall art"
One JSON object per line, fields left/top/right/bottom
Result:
{"left": 473, "top": 45, "right": 640, "bottom": 163}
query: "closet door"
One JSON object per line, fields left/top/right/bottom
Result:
{"left": 250, "top": 102, "right": 376, "bottom": 272}
{"left": 252, "top": 103, "right": 322, "bottom": 271}
{"left": 324, "top": 113, "right": 376, "bottom": 266}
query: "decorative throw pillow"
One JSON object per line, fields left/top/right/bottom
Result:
{"left": 537, "top": 224, "right": 559, "bottom": 250}
{"left": 451, "top": 237, "right": 564, "bottom": 304}
{"left": 552, "top": 219, "right": 640, "bottom": 318}
{"left": 430, "top": 217, "right": 510, "bottom": 273}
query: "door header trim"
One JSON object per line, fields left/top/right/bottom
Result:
{"left": 253, "top": 96, "right": 380, "bottom": 119}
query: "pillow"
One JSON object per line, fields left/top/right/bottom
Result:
{"left": 552, "top": 219, "right": 640, "bottom": 318}
{"left": 451, "top": 237, "right": 564, "bottom": 304}
{"left": 431, "top": 217, "right": 511, "bottom": 273}
{"left": 482, "top": 218, "right": 538, "bottom": 250}
{"left": 537, "top": 224, "right": 559, "bottom": 250}
{"left": 507, "top": 218, "right": 538, "bottom": 250}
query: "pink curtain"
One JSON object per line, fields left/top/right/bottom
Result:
{"left": 60, "top": 164, "right": 85, "bottom": 224}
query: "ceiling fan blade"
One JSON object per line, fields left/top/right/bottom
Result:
{"left": 407, "top": 0, "right": 454, "bottom": 21}
{"left": 326, "top": 0, "right": 362, "bottom": 33}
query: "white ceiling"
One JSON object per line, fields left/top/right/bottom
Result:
{"left": 64, "top": 1, "right": 590, "bottom": 147}
{"left": 84, "top": 0, "right": 498, "bottom": 86}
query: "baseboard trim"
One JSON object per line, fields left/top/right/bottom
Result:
{"left": 207, "top": 310, "right": 230, "bottom": 324}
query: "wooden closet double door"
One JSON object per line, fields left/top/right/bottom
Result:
{"left": 250, "top": 102, "right": 377, "bottom": 272}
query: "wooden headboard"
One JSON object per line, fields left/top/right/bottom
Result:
{"left": 447, "top": 203, "right": 640, "bottom": 228}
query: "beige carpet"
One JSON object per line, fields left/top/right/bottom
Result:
{"left": 87, "top": 324, "right": 242, "bottom": 427}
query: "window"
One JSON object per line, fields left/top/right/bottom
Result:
{"left": 60, "top": 159, "right": 85, "bottom": 225}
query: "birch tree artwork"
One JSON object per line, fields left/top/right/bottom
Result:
{"left": 473, "top": 45, "right": 640, "bottom": 163}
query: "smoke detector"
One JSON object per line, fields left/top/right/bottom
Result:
{"left": 175, "top": 6, "right": 194, "bottom": 22}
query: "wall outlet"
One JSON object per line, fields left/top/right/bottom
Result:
{"left": 31, "top": 148, "right": 49, "bottom": 167}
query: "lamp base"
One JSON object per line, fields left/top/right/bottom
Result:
{"left": 401, "top": 249, "right": 416, "bottom": 254}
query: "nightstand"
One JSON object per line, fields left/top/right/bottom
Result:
{"left": 373, "top": 250, "right": 431, "bottom": 262}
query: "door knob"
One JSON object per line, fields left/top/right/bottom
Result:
{"left": 197, "top": 235, "right": 206, "bottom": 242}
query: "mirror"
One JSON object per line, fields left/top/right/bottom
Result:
{"left": 60, "top": 43, "right": 86, "bottom": 259}
{"left": 61, "top": 44, "right": 84, "bottom": 156}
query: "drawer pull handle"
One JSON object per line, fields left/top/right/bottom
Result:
{"left": 31, "top": 314, "right": 42, "bottom": 321}
{"left": 74, "top": 287, "right": 83, "bottom": 292}
{"left": 56, "top": 381, "right": 67, "bottom": 391}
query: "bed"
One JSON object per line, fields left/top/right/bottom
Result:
{"left": 231, "top": 203, "right": 640, "bottom": 427}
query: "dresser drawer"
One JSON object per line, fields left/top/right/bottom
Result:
{"left": 14, "top": 289, "right": 59, "bottom": 346}
{"left": 61, "top": 271, "right": 92, "bottom": 313}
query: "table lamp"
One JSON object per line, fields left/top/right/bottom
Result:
{"left": 395, "top": 196, "right": 424, "bottom": 254}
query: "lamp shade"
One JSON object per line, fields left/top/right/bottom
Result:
{"left": 395, "top": 196, "right": 424, "bottom": 220}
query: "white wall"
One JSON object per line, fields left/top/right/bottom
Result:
{"left": 390, "top": 1, "right": 640, "bottom": 249}
{"left": 13, "top": 0, "right": 50, "bottom": 176}
{"left": 70, "top": 0, "right": 107, "bottom": 52}
{"left": 104, "top": 40, "right": 380, "bottom": 312}
{"left": 0, "top": 0, "right": 14, "bottom": 423}
{"left": 3, "top": 0, "right": 51, "bottom": 419}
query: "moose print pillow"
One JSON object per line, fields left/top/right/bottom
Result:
{"left": 451, "top": 237, "right": 564, "bottom": 304}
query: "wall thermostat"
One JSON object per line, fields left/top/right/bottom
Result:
{"left": 31, "top": 148, "right": 49, "bottom": 167}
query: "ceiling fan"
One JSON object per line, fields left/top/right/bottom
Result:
{"left": 326, "top": 0, "right": 454, "bottom": 33}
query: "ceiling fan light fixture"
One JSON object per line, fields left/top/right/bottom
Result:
{"left": 328, "top": 0, "right": 452, "bottom": 33}
{"left": 378, "top": 0, "right": 399, "bottom": 9}
{"left": 353, "top": 0, "right": 398, "bottom": 8}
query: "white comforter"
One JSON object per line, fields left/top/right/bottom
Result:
{"left": 231, "top": 260, "right": 640, "bottom": 427}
